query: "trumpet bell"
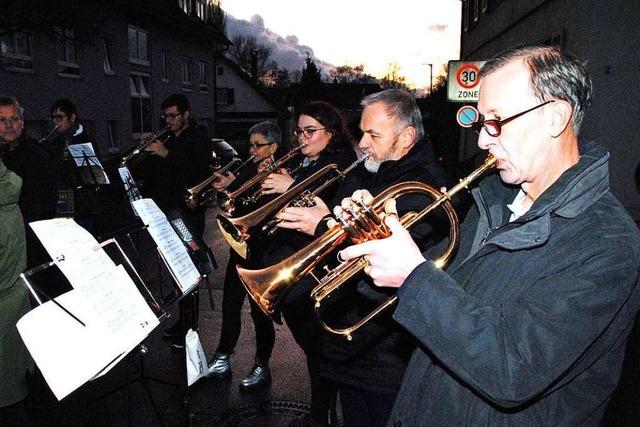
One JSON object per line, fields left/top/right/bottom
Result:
{"left": 217, "top": 215, "right": 248, "bottom": 259}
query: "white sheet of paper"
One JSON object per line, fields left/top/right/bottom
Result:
{"left": 132, "top": 199, "right": 201, "bottom": 293}
{"left": 67, "top": 142, "right": 110, "bottom": 184}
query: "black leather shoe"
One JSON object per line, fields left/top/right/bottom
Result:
{"left": 240, "top": 360, "right": 271, "bottom": 391}
{"left": 208, "top": 353, "right": 231, "bottom": 379}
{"left": 163, "top": 321, "right": 182, "bottom": 339}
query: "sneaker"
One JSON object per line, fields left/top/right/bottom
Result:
{"left": 239, "top": 360, "right": 271, "bottom": 391}
{"left": 208, "top": 353, "right": 231, "bottom": 379}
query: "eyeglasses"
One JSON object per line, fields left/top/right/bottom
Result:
{"left": 0, "top": 116, "right": 21, "bottom": 127}
{"left": 50, "top": 114, "right": 68, "bottom": 121}
{"left": 249, "top": 142, "right": 274, "bottom": 149}
{"left": 294, "top": 127, "right": 326, "bottom": 139}
{"left": 161, "top": 112, "right": 182, "bottom": 119}
{"left": 471, "top": 100, "right": 555, "bottom": 137}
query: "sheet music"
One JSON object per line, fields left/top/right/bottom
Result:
{"left": 19, "top": 219, "right": 160, "bottom": 400}
{"left": 132, "top": 199, "right": 201, "bottom": 293}
{"left": 118, "top": 166, "right": 142, "bottom": 214}
{"left": 67, "top": 142, "right": 110, "bottom": 184}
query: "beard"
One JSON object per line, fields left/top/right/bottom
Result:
{"left": 363, "top": 138, "right": 400, "bottom": 173}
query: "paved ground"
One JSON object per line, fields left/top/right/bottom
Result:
{"left": 21, "top": 207, "right": 640, "bottom": 426}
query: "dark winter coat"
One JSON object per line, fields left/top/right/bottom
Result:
{"left": 389, "top": 141, "right": 640, "bottom": 426}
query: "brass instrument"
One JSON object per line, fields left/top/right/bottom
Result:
{"left": 217, "top": 144, "right": 306, "bottom": 216}
{"left": 184, "top": 155, "right": 255, "bottom": 209}
{"left": 236, "top": 155, "right": 497, "bottom": 339}
{"left": 120, "top": 127, "right": 171, "bottom": 167}
{"left": 217, "top": 155, "right": 367, "bottom": 259}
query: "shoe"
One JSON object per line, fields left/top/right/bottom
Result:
{"left": 208, "top": 353, "right": 231, "bottom": 378}
{"left": 240, "top": 360, "right": 271, "bottom": 391}
{"left": 163, "top": 321, "right": 182, "bottom": 340}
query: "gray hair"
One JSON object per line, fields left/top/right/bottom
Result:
{"left": 361, "top": 89, "right": 424, "bottom": 142}
{"left": 249, "top": 121, "right": 281, "bottom": 144}
{"left": 480, "top": 45, "right": 592, "bottom": 134}
{"left": 0, "top": 96, "right": 24, "bottom": 119}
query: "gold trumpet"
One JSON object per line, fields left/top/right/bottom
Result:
{"left": 217, "top": 155, "right": 367, "bottom": 259}
{"left": 217, "top": 144, "right": 306, "bottom": 216}
{"left": 236, "top": 155, "right": 497, "bottom": 338}
{"left": 120, "top": 127, "right": 171, "bottom": 167}
{"left": 184, "top": 155, "right": 255, "bottom": 209}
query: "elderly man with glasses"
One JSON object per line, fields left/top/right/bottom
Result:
{"left": 0, "top": 96, "right": 57, "bottom": 270}
{"left": 338, "top": 45, "right": 640, "bottom": 426}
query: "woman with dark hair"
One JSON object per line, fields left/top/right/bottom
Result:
{"left": 257, "top": 101, "right": 357, "bottom": 426}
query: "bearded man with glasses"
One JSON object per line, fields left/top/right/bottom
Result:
{"left": 337, "top": 45, "right": 640, "bottom": 426}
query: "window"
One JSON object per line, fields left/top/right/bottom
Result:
{"left": 178, "top": 0, "right": 191, "bottom": 15}
{"left": 103, "top": 38, "right": 115, "bottom": 75}
{"left": 216, "top": 88, "right": 235, "bottom": 105}
{"left": 56, "top": 27, "right": 80, "bottom": 76}
{"left": 161, "top": 51, "right": 169, "bottom": 82}
{"left": 196, "top": 0, "right": 206, "bottom": 19}
{"left": 128, "top": 26, "right": 149, "bottom": 66}
{"left": 106, "top": 120, "right": 120, "bottom": 153}
{"left": 217, "top": 66, "right": 224, "bottom": 76}
{"left": 181, "top": 57, "right": 192, "bottom": 91}
{"left": 130, "top": 73, "right": 152, "bottom": 134}
{"left": 0, "top": 32, "right": 33, "bottom": 71}
{"left": 199, "top": 61, "right": 208, "bottom": 92}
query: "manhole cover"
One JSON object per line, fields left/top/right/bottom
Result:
{"left": 212, "top": 400, "right": 311, "bottom": 426}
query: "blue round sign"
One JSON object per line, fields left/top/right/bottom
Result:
{"left": 456, "top": 105, "right": 479, "bottom": 128}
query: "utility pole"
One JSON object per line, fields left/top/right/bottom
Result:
{"left": 426, "top": 63, "right": 433, "bottom": 95}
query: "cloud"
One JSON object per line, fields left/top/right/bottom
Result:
{"left": 225, "top": 14, "right": 334, "bottom": 77}
{"left": 426, "top": 24, "right": 448, "bottom": 32}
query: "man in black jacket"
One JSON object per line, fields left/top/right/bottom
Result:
{"left": 0, "top": 96, "right": 57, "bottom": 270}
{"left": 276, "top": 89, "right": 450, "bottom": 426}
{"left": 338, "top": 45, "right": 640, "bottom": 426}
{"left": 142, "top": 94, "right": 212, "bottom": 349}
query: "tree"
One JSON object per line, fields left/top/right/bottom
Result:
{"left": 380, "top": 62, "right": 409, "bottom": 90}
{"left": 226, "top": 34, "right": 277, "bottom": 80}
{"left": 294, "top": 54, "right": 325, "bottom": 106}
{"left": 330, "top": 64, "right": 377, "bottom": 84}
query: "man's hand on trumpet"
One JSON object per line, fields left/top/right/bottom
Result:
{"left": 213, "top": 171, "right": 236, "bottom": 191}
{"left": 276, "top": 197, "right": 331, "bottom": 236}
{"left": 144, "top": 139, "right": 169, "bottom": 158}
{"left": 335, "top": 189, "right": 426, "bottom": 288}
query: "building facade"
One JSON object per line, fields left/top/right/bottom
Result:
{"left": 0, "top": 0, "right": 228, "bottom": 167}
{"left": 459, "top": 0, "right": 640, "bottom": 218}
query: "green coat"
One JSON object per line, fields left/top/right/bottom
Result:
{"left": 0, "top": 159, "right": 32, "bottom": 406}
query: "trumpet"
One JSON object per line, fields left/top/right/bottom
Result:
{"left": 184, "top": 155, "right": 255, "bottom": 209}
{"left": 217, "top": 144, "right": 306, "bottom": 216}
{"left": 217, "top": 155, "right": 367, "bottom": 259}
{"left": 236, "top": 155, "right": 497, "bottom": 339}
{"left": 120, "top": 127, "right": 171, "bottom": 167}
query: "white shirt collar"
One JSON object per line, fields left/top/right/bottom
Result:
{"left": 507, "top": 189, "right": 530, "bottom": 222}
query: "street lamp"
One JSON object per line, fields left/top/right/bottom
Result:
{"left": 422, "top": 63, "right": 433, "bottom": 95}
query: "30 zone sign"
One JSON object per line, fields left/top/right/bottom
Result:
{"left": 447, "top": 60, "right": 486, "bottom": 102}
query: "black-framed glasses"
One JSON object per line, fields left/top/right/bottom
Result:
{"left": 471, "top": 100, "right": 554, "bottom": 137}
{"left": 249, "top": 141, "right": 274, "bottom": 149}
{"left": 294, "top": 127, "right": 326, "bottom": 139}
{"left": 49, "top": 113, "right": 68, "bottom": 121}
{"left": 161, "top": 111, "right": 182, "bottom": 119}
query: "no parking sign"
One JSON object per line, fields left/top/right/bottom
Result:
{"left": 447, "top": 60, "right": 486, "bottom": 102}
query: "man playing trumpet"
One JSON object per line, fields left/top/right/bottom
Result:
{"left": 338, "top": 45, "right": 640, "bottom": 426}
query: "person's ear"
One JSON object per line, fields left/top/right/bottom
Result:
{"left": 549, "top": 100, "right": 573, "bottom": 137}
{"left": 399, "top": 126, "right": 417, "bottom": 149}
{"left": 70, "top": 113, "right": 78, "bottom": 124}
{"left": 269, "top": 143, "right": 278, "bottom": 156}
{"left": 182, "top": 110, "right": 191, "bottom": 120}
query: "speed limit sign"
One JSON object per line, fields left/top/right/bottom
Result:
{"left": 447, "top": 60, "right": 486, "bottom": 102}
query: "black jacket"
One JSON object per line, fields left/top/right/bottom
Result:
{"left": 319, "top": 138, "right": 451, "bottom": 394}
{"left": 389, "top": 141, "right": 640, "bottom": 426}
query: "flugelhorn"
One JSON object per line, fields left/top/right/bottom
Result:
{"left": 236, "top": 155, "right": 497, "bottom": 339}
{"left": 218, "top": 155, "right": 367, "bottom": 259}
{"left": 217, "top": 144, "right": 306, "bottom": 216}
{"left": 120, "top": 127, "right": 171, "bottom": 167}
{"left": 184, "top": 155, "right": 255, "bottom": 209}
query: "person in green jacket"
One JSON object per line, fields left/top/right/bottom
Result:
{"left": 0, "top": 156, "right": 33, "bottom": 425}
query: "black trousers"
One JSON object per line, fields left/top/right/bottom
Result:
{"left": 282, "top": 290, "right": 336, "bottom": 425}
{"left": 338, "top": 386, "right": 396, "bottom": 427}
{"left": 216, "top": 250, "right": 275, "bottom": 363}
